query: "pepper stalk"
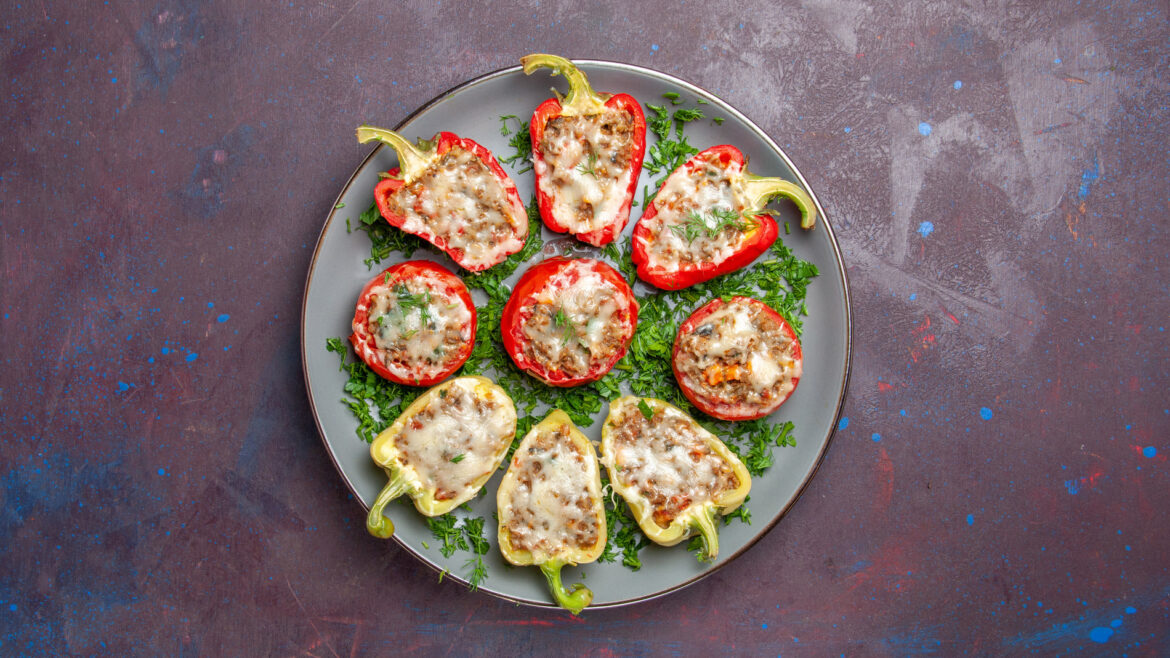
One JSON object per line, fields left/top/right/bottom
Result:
{"left": 366, "top": 472, "right": 414, "bottom": 539}
{"left": 539, "top": 559, "right": 593, "bottom": 615}
{"left": 741, "top": 173, "right": 818, "bottom": 230}
{"left": 356, "top": 125, "right": 436, "bottom": 181}
{"left": 520, "top": 54, "right": 609, "bottom": 116}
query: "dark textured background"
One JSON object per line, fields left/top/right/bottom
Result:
{"left": 2, "top": 0, "right": 1168, "bottom": 655}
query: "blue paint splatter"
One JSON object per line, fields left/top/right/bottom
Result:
{"left": 1078, "top": 155, "right": 1099, "bottom": 199}
{"left": 111, "top": 77, "right": 118, "bottom": 84}
{"left": 761, "top": 623, "right": 768, "bottom": 629}
{"left": 871, "top": 433, "right": 881, "bottom": 443}
{"left": 1064, "top": 480, "right": 1080, "bottom": 495}
{"left": 650, "top": 44, "right": 659, "bottom": 52}
{"left": 1142, "top": 446, "right": 1156, "bottom": 458}
{"left": 186, "top": 353, "right": 198, "bottom": 362}
{"left": 843, "top": 126, "right": 852, "bottom": 133}
{"left": 917, "top": 221, "right": 934, "bottom": 237}
{"left": 1110, "top": 619, "right": 1122, "bottom": 629}
{"left": 1054, "top": 57, "right": 1062, "bottom": 64}
{"left": 918, "top": 122, "right": 932, "bottom": 136}
{"left": 217, "top": 314, "right": 230, "bottom": 323}
{"left": 161, "top": 346, "right": 170, "bottom": 355}
{"left": 116, "top": 381, "right": 130, "bottom": 393}
{"left": 953, "top": 80, "right": 962, "bottom": 89}
{"left": 1126, "top": 606, "right": 1136, "bottom": 614}
{"left": 909, "top": 293, "right": 917, "bottom": 301}
{"left": 980, "top": 407, "right": 993, "bottom": 420}
{"left": 157, "top": 468, "right": 166, "bottom": 476}
{"left": 1089, "top": 627, "right": 1113, "bottom": 643}
{"left": 8, "top": 603, "right": 16, "bottom": 612}
{"left": 838, "top": 417, "right": 849, "bottom": 430}
{"left": 966, "top": 514, "right": 974, "bottom": 526}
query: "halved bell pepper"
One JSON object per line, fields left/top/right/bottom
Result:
{"left": 357, "top": 126, "right": 529, "bottom": 272}
{"left": 497, "top": 410, "right": 606, "bottom": 615}
{"left": 631, "top": 144, "right": 817, "bottom": 291}
{"left": 600, "top": 396, "right": 751, "bottom": 560}
{"left": 366, "top": 376, "right": 517, "bottom": 538}
{"left": 521, "top": 54, "right": 646, "bottom": 247}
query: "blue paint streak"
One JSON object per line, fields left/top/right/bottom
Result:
{"left": 1126, "top": 606, "right": 1136, "bottom": 614}
{"left": 1064, "top": 479, "right": 1080, "bottom": 495}
{"left": 1109, "top": 619, "right": 1122, "bottom": 629}
{"left": 186, "top": 353, "right": 198, "bottom": 362}
{"left": 1089, "top": 627, "right": 1113, "bottom": 643}
{"left": 917, "top": 221, "right": 934, "bottom": 237}
{"left": 953, "top": 80, "right": 962, "bottom": 89}
{"left": 838, "top": 417, "right": 849, "bottom": 430}
{"left": 157, "top": 468, "right": 166, "bottom": 476}
{"left": 1078, "top": 155, "right": 1099, "bottom": 198}
{"left": 980, "top": 407, "right": 993, "bottom": 420}
{"left": 116, "top": 381, "right": 130, "bottom": 392}
{"left": 871, "top": 433, "right": 881, "bottom": 443}
{"left": 918, "top": 122, "right": 932, "bottom": 136}
{"left": 216, "top": 314, "right": 230, "bottom": 323}
{"left": 1142, "top": 446, "right": 1156, "bottom": 458}
{"left": 966, "top": 514, "right": 974, "bottom": 526}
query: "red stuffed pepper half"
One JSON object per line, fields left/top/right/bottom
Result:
{"left": 631, "top": 145, "right": 817, "bottom": 291}
{"left": 521, "top": 54, "right": 646, "bottom": 247}
{"left": 350, "top": 260, "right": 477, "bottom": 387}
{"left": 357, "top": 126, "right": 529, "bottom": 272}
{"left": 672, "top": 296, "right": 802, "bottom": 421}
{"left": 501, "top": 257, "right": 639, "bottom": 387}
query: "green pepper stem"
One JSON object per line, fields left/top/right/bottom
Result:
{"left": 366, "top": 472, "right": 412, "bottom": 539}
{"left": 741, "top": 174, "right": 818, "bottom": 230}
{"left": 520, "top": 54, "right": 607, "bottom": 116}
{"left": 692, "top": 506, "right": 721, "bottom": 561}
{"left": 356, "top": 125, "right": 434, "bottom": 181}
{"left": 539, "top": 560, "right": 593, "bottom": 615}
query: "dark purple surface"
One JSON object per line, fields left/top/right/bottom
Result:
{"left": 2, "top": 1, "right": 1168, "bottom": 654}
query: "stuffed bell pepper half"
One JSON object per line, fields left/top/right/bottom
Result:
{"left": 497, "top": 410, "right": 607, "bottom": 615}
{"left": 357, "top": 126, "right": 529, "bottom": 271}
{"left": 366, "top": 376, "right": 517, "bottom": 538}
{"left": 600, "top": 396, "right": 750, "bottom": 561}
{"left": 631, "top": 144, "right": 817, "bottom": 290}
{"left": 521, "top": 54, "right": 646, "bottom": 247}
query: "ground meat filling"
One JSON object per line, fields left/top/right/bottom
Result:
{"left": 366, "top": 276, "right": 471, "bottom": 380}
{"left": 675, "top": 300, "right": 802, "bottom": 410}
{"left": 647, "top": 154, "right": 753, "bottom": 267}
{"left": 538, "top": 107, "right": 636, "bottom": 232}
{"left": 386, "top": 145, "right": 518, "bottom": 267}
{"left": 393, "top": 382, "right": 505, "bottom": 502}
{"left": 518, "top": 264, "right": 627, "bottom": 379}
{"left": 503, "top": 425, "right": 601, "bottom": 555}
{"left": 609, "top": 405, "right": 740, "bottom": 528}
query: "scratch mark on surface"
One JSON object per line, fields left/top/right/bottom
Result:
{"left": 287, "top": 577, "right": 340, "bottom": 658}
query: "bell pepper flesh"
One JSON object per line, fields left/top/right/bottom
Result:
{"left": 600, "top": 396, "right": 751, "bottom": 560}
{"left": 357, "top": 125, "right": 529, "bottom": 272}
{"left": 365, "top": 376, "right": 517, "bottom": 539}
{"left": 497, "top": 410, "right": 607, "bottom": 614}
{"left": 631, "top": 145, "right": 817, "bottom": 291}
{"left": 522, "top": 54, "right": 647, "bottom": 247}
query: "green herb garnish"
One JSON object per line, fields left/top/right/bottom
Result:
{"left": 498, "top": 114, "right": 532, "bottom": 173}
{"left": 450, "top": 454, "right": 465, "bottom": 463}
{"left": 668, "top": 208, "right": 757, "bottom": 245}
{"left": 576, "top": 151, "right": 600, "bottom": 177}
{"left": 637, "top": 399, "right": 655, "bottom": 420}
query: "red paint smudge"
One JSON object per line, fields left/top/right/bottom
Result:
{"left": 875, "top": 447, "right": 894, "bottom": 513}
{"left": 1125, "top": 324, "right": 1142, "bottom": 334}
{"left": 878, "top": 381, "right": 895, "bottom": 393}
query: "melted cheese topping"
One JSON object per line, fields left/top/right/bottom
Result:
{"left": 388, "top": 145, "right": 525, "bottom": 269}
{"left": 357, "top": 273, "right": 473, "bottom": 381}
{"left": 606, "top": 401, "right": 739, "bottom": 528}
{"left": 675, "top": 299, "right": 802, "bottom": 410}
{"left": 393, "top": 379, "right": 516, "bottom": 503}
{"left": 535, "top": 107, "right": 636, "bottom": 235}
{"left": 642, "top": 153, "right": 751, "bottom": 269}
{"left": 500, "top": 425, "right": 602, "bottom": 560}
{"left": 520, "top": 261, "right": 628, "bottom": 378}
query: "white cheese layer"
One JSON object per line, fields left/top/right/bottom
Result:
{"left": 607, "top": 401, "right": 738, "bottom": 527}
{"left": 644, "top": 154, "right": 750, "bottom": 270}
{"left": 390, "top": 145, "right": 525, "bottom": 269}
{"left": 536, "top": 107, "right": 635, "bottom": 235}
{"left": 360, "top": 272, "right": 472, "bottom": 381}
{"left": 500, "top": 426, "right": 602, "bottom": 560}
{"left": 393, "top": 378, "right": 516, "bottom": 503}
{"left": 521, "top": 260, "right": 625, "bottom": 376}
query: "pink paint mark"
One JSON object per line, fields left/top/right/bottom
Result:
{"left": 878, "top": 381, "right": 895, "bottom": 393}
{"left": 1125, "top": 324, "right": 1142, "bottom": 334}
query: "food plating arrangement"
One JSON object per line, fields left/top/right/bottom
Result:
{"left": 305, "top": 54, "right": 849, "bottom": 613}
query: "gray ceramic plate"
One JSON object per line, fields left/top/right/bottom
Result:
{"left": 301, "top": 61, "right": 852, "bottom": 610}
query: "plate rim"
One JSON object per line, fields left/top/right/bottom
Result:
{"left": 300, "top": 59, "right": 854, "bottom": 610}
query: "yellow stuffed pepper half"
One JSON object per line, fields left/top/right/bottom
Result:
{"left": 600, "top": 396, "right": 750, "bottom": 561}
{"left": 366, "top": 376, "right": 517, "bottom": 538}
{"left": 496, "top": 410, "right": 606, "bottom": 615}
